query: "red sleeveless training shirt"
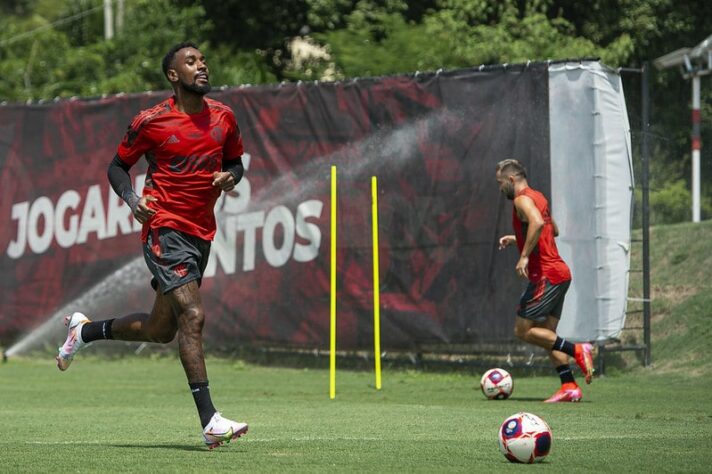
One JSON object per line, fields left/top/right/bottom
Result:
{"left": 512, "top": 187, "right": 571, "bottom": 284}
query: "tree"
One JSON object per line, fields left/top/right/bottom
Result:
{"left": 0, "top": 0, "right": 276, "bottom": 101}
{"left": 290, "top": 0, "right": 631, "bottom": 80}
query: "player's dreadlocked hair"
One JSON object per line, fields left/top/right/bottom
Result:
{"left": 496, "top": 159, "right": 527, "bottom": 179}
{"left": 162, "top": 41, "right": 200, "bottom": 79}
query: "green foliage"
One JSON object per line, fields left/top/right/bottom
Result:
{"left": 0, "top": 14, "right": 72, "bottom": 100}
{"left": 304, "top": 0, "right": 633, "bottom": 81}
{"left": 209, "top": 46, "right": 278, "bottom": 87}
{"left": 0, "top": 0, "right": 276, "bottom": 101}
{"left": 638, "top": 179, "right": 693, "bottom": 225}
{"left": 314, "top": 8, "right": 444, "bottom": 77}
{"left": 631, "top": 133, "right": 712, "bottom": 227}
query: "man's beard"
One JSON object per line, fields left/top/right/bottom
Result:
{"left": 504, "top": 185, "right": 515, "bottom": 200}
{"left": 182, "top": 78, "right": 211, "bottom": 95}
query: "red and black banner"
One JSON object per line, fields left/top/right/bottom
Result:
{"left": 1, "top": 64, "right": 550, "bottom": 350}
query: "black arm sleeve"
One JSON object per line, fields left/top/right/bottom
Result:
{"left": 108, "top": 154, "right": 140, "bottom": 211}
{"left": 222, "top": 156, "right": 244, "bottom": 184}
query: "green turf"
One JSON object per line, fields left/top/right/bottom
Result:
{"left": 1, "top": 357, "right": 710, "bottom": 473}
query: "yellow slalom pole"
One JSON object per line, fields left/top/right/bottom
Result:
{"left": 330, "top": 165, "right": 337, "bottom": 399}
{"left": 371, "top": 176, "right": 382, "bottom": 390}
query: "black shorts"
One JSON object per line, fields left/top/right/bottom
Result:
{"left": 143, "top": 227, "right": 211, "bottom": 294}
{"left": 516, "top": 279, "right": 571, "bottom": 322}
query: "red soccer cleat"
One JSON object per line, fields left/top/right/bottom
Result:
{"left": 574, "top": 343, "right": 594, "bottom": 384}
{"left": 544, "top": 383, "right": 582, "bottom": 403}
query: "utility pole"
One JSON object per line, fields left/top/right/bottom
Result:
{"left": 104, "top": 0, "right": 113, "bottom": 40}
{"left": 654, "top": 34, "right": 712, "bottom": 223}
{"left": 692, "top": 75, "right": 701, "bottom": 221}
{"left": 116, "top": 0, "right": 124, "bottom": 33}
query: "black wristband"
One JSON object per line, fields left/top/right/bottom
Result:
{"left": 222, "top": 158, "right": 244, "bottom": 184}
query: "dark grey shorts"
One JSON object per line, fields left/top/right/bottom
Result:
{"left": 143, "top": 227, "right": 211, "bottom": 294}
{"left": 516, "top": 279, "right": 571, "bottom": 322}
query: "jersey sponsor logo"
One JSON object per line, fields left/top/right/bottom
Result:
{"left": 168, "top": 153, "right": 221, "bottom": 174}
{"left": 166, "top": 134, "right": 180, "bottom": 144}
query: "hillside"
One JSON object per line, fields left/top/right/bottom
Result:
{"left": 627, "top": 219, "right": 712, "bottom": 375}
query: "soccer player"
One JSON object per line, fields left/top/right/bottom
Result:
{"left": 496, "top": 159, "right": 594, "bottom": 402}
{"left": 56, "top": 42, "right": 248, "bottom": 448}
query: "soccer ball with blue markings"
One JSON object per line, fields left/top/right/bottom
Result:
{"left": 480, "top": 368, "right": 513, "bottom": 400}
{"left": 498, "top": 412, "right": 552, "bottom": 463}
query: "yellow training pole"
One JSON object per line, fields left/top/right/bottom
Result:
{"left": 330, "top": 165, "right": 337, "bottom": 399}
{"left": 371, "top": 176, "right": 382, "bottom": 390}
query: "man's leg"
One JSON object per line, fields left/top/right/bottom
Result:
{"left": 166, "top": 280, "right": 247, "bottom": 448}
{"left": 112, "top": 289, "right": 178, "bottom": 342}
{"left": 542, "top": 316, "right": 570, "bottom": 370}
{"left": 541, "top": 316, "right": 582, "bottom": 402}
{"left": 513, "top": 315, "right": 587, "bottom": 402}
{"left": 167, "top": 281, "right": 208, "bottom": 383}
{"left": 514, "top": 315, "right": 592, "bottom": 383}
{"left": 56, "top": 290, "right": 177, "bottom": 370}
{"left": 516, "top": 279, "right": 594, "bottom": 384}
{"left": 83, "top": 289, "right": 178, "bottom": 343}
{"left": 513, "top": 316, "right": 556, "bottom": 349}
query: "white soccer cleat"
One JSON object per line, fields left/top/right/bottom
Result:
{"left": 202, "top": 412, "right": 248, "bottom": 449}
{"left": 55, "top": 312, "right": 91, "bottom": 371}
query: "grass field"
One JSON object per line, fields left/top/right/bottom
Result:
{"left": 1, "top": 356, "right": 711, "bottom": 473}
{"left": 2, "top": 220, "right": 712, "bottom": 472}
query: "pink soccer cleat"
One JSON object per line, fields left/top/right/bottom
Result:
{"left": 56, "top": 312, "right": 91, "bottom": 371}
{"left": 574, "top": 343, "right": 594, "bottom": 384}
{"left": 544, "top": 383, "right": 583, "bottom": 403}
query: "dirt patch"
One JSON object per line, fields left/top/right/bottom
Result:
{"left": 651, "top": 285, "right": 699, "bottom": 305}
{"left": 649, "top": 354, "right": 712, "bottom": 377}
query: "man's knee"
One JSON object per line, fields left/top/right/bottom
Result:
{"left": 180, "top": 306, "right": 205, "bottom": 333}
{"left": 514, "top": 316, "right": 535, "bottom": 341}
{"left": 147, "top": 326, "right": 177, "bottom": 344}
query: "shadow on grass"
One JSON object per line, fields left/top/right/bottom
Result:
{"left": 504, "top": 397, "right": 548, "bottom": 402}
{"left": 483, "top": 396, "right": 594, "bottom": 403}
{"left": 110, "top": 443, "right": 246, "bottom": 452}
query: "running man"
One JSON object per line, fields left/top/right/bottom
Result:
{"left": 496, "top": 159, "right": 594, "bottom": 402}
{"left": 56, "top": 42, "right": 248, "bottom": 447}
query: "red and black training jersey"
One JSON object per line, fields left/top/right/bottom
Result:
{"left": 512, "top": 187, "right": 571, "bottom": 284}
{"left": 117, "top": 96, "right": 243, "bottom": 241}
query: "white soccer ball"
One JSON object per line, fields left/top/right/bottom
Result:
{"left": 480, "top": 368, "right": 513, "bottom": 400}
{"left": 498, "top": 412, "right": 552, "bottom": 463}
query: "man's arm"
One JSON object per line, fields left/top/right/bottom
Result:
{"left": 223, "top": 157, "right": 244, "bottom": 183}
{"left": 212, "top": 157, "right": 244, "bottom": 192}
{"left": 513, "top": 195, "right": 544, "bottom": 278}
{"left": 498, "top": 235, "right": 517, "bottom": 250}
{"left": 107, "top": 154, "right": 156, "bottom": 223}
{"left": 107, "top": 154, "right": 140, "bottom": 211}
